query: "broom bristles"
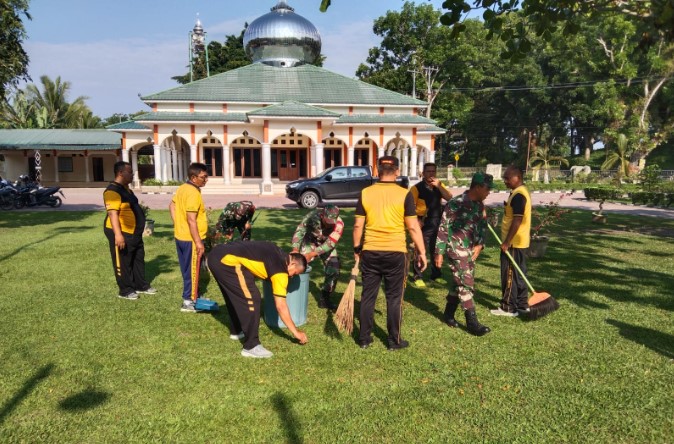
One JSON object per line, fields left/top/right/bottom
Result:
{"left": 528, "top": 296, "right": 560, "bottom": 320}
{"left": 335, "top": 263, "right": 360, "bottom": 335}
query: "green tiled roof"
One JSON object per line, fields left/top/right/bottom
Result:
{"left": 142, "top": 64, "right": 427, "bottom": 106}
{"left": 418, "top": 125, "right": 447, "bottom": 133}
{"left": 335, "top": 114, "right": 437, "bottom": 125}
{"left": 248, "top": 101, "right": 340, "bottom": 118}
{"left": 0, "top": 129, "right": 121, "bottom": 150}
{"left": 106, "top": 121, "right": 149, "bottom": 130}
{"left": 134, "top": 112, "right": 248, "bottom": 122}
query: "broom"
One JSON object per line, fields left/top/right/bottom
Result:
{"left": 487, "top": 224, "right": 559, "bottom": 320}
{"left": 334, "top": 258, "right": 360, "bottom": 334}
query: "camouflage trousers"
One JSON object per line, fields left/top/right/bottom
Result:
{"left": 444, "top": 247, "right": 476, "bottom": 303}
{"left": 299, "top": 243, "right": 340, "bottom": 293}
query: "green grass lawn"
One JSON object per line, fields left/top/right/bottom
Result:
{"left": 1, "top": 208, "right": 672, "bottom": 442}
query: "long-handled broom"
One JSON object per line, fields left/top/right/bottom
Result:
{"left": 334, "top": 258, "right": 360, "bottom": 334}
{"left": 487, "top": 224, "right": 559, "bottom": 320}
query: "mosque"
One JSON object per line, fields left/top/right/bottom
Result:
{"left": 0, "top": 1, "right": 445, "bottom": 193}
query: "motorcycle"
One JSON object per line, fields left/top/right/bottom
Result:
{"left": 0, "top": 180, "right": 18, "bottom": 210}
{"left": 12, "top": 176, "right": 65, "bottom": 209}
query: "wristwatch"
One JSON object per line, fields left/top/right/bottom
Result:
{"left": 353, "top": 245, "right": 363, "bottom": 254}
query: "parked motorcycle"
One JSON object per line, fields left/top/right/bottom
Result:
{"left": 12, "top": 176, "right": 65, "bottom": 208}
{"left": 0, "top": 180, "right": 17, "bottom": 210}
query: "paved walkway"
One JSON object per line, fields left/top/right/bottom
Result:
{"left": 7, "top": 187, "right": 674, "bottom": 219}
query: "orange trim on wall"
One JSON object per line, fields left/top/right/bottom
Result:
{"left": 153, "top": 125, "right": 158, "bottom": 144}
{"left": 263, "top": 120, "right": 269, "bottom": 143}
{"left": 379, "top": 107, "right": 384, "bottom": 115}
{"left": 412, "top": 128, "right": 417, "bottom": 147}
{"left": 343, "top": 143, "right": 347, "bottom": 165}
{"left": 122, "top": 132, "right": 127, "bottom": 150}
{"left": 152, "top": 103, "right": 157, "bottom": 112}
{"left": 349, "top": 106, "right": 353, "bottom": 116}
{"left": 189, "top": 103, "right": 194, "bottom": 112}
{"left": 413, "top": 108, "right": 418, "bottom": 115}
{"left": 372, "top": 145, "right": 378, "bottom": 177}
{"left": 431, "top": 135, "right": 436, "bottom": 151}
{"left": 349, "top": 126, "right": 353, "bottom": 146}
{"left": 223, "top": 125, "right": 228, "bottom": 145}
{"left": 190, "top": 125, "right": 195, "bottom": 145}
{"left": 316, "top": 121, "right": 322, "bottom": 143}
{"left": 222, "top": 104, "right": 227, "bottom": 113}
{"left": 379, "top": 127, "right": 384, "bottom": 147}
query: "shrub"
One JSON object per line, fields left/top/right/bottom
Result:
{"left": 142, "top": 178, "right": 162, "bottom": 186}
{"left": 639, "top": 164, "right": 662, "bottom": 191}
{"left": 165, "top": 180, "right": 184, "bottom": 186}
{"left": 584, "top": 187, "right": 624, "bottom": 201}
{"left": 531, "top": 193, "right": 572, "bottom": 239}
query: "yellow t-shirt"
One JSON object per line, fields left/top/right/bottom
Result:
{"left": 355, "top": 182, "right": 416, "bottom": 253}
{"left": 172, "top": 182, "right": 207, "bottom": 242}
{"left": 502, "top": 185, "right": 531, "bottom": 249}
{"left": 103, "top": 183, "right": 142, "bottom": 234}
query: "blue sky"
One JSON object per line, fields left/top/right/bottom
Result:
{"left": 22, "top": 0, "right": 449, "bottom": 118}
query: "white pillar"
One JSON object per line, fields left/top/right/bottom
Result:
{"left": 223, "top": 144, "right": 231, "bottom": 185}
{"left": 310, "top": 144, "right": 317, "bottom": 177}
{"left": 177, "top": 151, "right": 184, "bottom": 181}
{"left": 161, "top": 148, "right": 169, "bottom": 182}
{"left": 153, "top": 144, "right": 161, "bottom": 181}
{"left": 131, "top": 150, "right": 140, "bottom": 188}
{"left": 429, "top": 150, "right": 436, "bottom": 164}
{"left": 54, "top": 155, "right": 59, "bottom": 183}
{"left": 347, "top": 146, "right": 355, "bottom": 166}
{"left": 402, "top": 148, "right": 409, "bottom": 178}
{"left": 84, "top": 154, "right": 91, "bottom": 183}
{"left": 418, "top": 149, "right": 425, "bottom": 176}
{"left": 260, "top": 143, "right": 273, "bottom": 195}
{"left": 378, "top": 147, "right": 385, "bottom": 159}
{"left": 171, "top": 149, "right": 178, "bottom": 181}
{"left": 190, "top": 144, "right": 197, "bottom": 164}
{"left": 409, "top": 146, "right": 417, "bottom": 178}
{"left": 315, "top": 142, "right": 325, "bottom": 174}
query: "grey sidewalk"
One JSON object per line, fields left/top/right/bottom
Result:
{"left": 7, "top": 187, "right": 674, "bottom": 220}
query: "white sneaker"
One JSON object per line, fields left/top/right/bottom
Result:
{"left": 229, "top": 332, "right": 245, "bottom": 340}
{"left": 490, "top": 308, "right": 518, "bottom": 317}
{"left": 241, "top": 344, "right": 273, "bottom": 358}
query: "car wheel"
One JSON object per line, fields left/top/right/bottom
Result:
{"left": 300, "top": 191, "right": 319, "bottom": 209}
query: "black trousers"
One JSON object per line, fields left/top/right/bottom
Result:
{"left": 104, "top": 228, "right": 149, "bottom": 296}
{"left": 359, "top": 250, "right": 408, "bottom": 346}
{"left": 500, "top": 247, "right": 529, "bottom": 311}
{"left": 207, "top": 250, "right": 261, "bottom": 350}
{"left": 413, "top": 217, "right": 441, "bottom": 280}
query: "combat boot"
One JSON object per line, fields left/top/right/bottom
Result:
{"left": 464, "top": 308, "right": 491, "bottom": 336}
{"left": 444, "top": 295, "right": 460, "bottom": 328}
{"left": 318, "top": 290, "right": 336, "bottom": 310}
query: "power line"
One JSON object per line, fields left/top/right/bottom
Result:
{"left": 450, "top": 76, "right": 671, "bottom": 92}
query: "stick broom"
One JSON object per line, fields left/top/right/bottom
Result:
{"left": 335, "top": 258, "right": 360, "bottom": 334}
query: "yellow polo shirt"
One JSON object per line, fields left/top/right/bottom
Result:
{"left": 172, "top": 182, "right": 207, "bottom": 242}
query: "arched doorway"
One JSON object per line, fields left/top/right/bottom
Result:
{"left": 354, "top": 137, "right": 377, "bottom": 167}
{"left": 322, "top": 134, "right": 346, "bottom": 168}
{"left": 160, "top": 131, "right": 190, "bottom": 182}
{"left": 231, "top": 133, "right": 262, "bottom": 178}
{"left": 200, "top": 131, "right": 224, "bottom": 177}
{"left": 272, "top": 131, "right": 311, "bottom": 180}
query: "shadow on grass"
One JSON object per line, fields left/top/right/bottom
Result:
{"left": 0, "top": 363, "right": 54, "bottom": 425}
{"left": 606, "top": 319, "right": 674, "bottom": 360}
{"left": 145, "top": 253, "right": 177, "bottom": 282}
{"left": 271, "top": 392, "right": 303, "bottom": 444}
{"left": 0, "top": 233, "right": 59, "bottom": 263}
{"left": 59, "top": 388, "right": 110, "bottom": 411}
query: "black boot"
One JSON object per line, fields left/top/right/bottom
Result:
{"left": 444, "top": 296, "right": 460, "bottom": 328}
{"left": 317, "top": 290, "right": 336, "bottom": 310}
{"left": 464, "top": 308, "right": 491, "bottom": 336}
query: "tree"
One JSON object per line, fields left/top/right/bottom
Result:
{"left": 25, "top": 75, "right": 92, "bottom": 128}
{"left": 601, "top": 133, "right": 632, "bottom": 180}
{"left": 529, "top": 145, "right": 569, "bottom": 184}
{"left": 0, "top": 0, "right": 31, "bottom": 101}
{"left": 0, "top": 88, "right": 35, "bottom": 128}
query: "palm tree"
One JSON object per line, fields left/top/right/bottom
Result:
{"left": 0, "top": 90, "right": 35, "bottom": 128}
{"left": 25, "top": 75, "right": 92, "bottom": 128}
{"left": 601, "top": 133, "right": 631, "bottom": 180}
{"left": 529, "top": 145, "right": 570, "bottom": 184}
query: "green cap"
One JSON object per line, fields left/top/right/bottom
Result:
{"left": 471, "top": 172, "right": 494, "bottom": 189}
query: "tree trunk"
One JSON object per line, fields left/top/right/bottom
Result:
{"left": 583, "top": 134, "right": 595, "bottom": 161}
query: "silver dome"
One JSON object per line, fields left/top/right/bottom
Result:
{"left": 243, "top": 1, "right": 321, "bottom": 68}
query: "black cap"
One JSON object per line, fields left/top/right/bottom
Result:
{"left": 378, "top": 155, "right": 399, "bottom": 168}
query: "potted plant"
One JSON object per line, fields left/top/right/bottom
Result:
{"left": 140, "top": 202, "right": 154, "bottom": 236}
{"left": 528, "top": 193, "right": 572, "bottom": 258}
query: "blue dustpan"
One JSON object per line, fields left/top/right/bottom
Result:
{"left": 195, "top": 298, "right": 219, "bottom": 311}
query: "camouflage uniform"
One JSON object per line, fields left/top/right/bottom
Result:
{"left": 215, "top": 201, "right": 256, "bottom": 242}
{"left": 435, "top": 191, "right": 487, "bottom": 306}
{"left": 291, "top": 206, "right": 343, "bottom": 294}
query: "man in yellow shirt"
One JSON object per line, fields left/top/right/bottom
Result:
{"left": 353, "top": 156, "right": 427, "bottom": 351}
{"left": 207, "top": 241, "right": 308, "bottom": 358}
{"left": 492, "top": 165, "right": 532, "bottom": 317}
{"left": 169, "top": 162, "right": 209, "bottom": 312}
{"left": 103, "top": 161, "right": 156, "bottom": 300}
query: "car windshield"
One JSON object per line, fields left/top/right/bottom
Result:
{"left": 315, "top": 167, "right": 343, "bottom": 178}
